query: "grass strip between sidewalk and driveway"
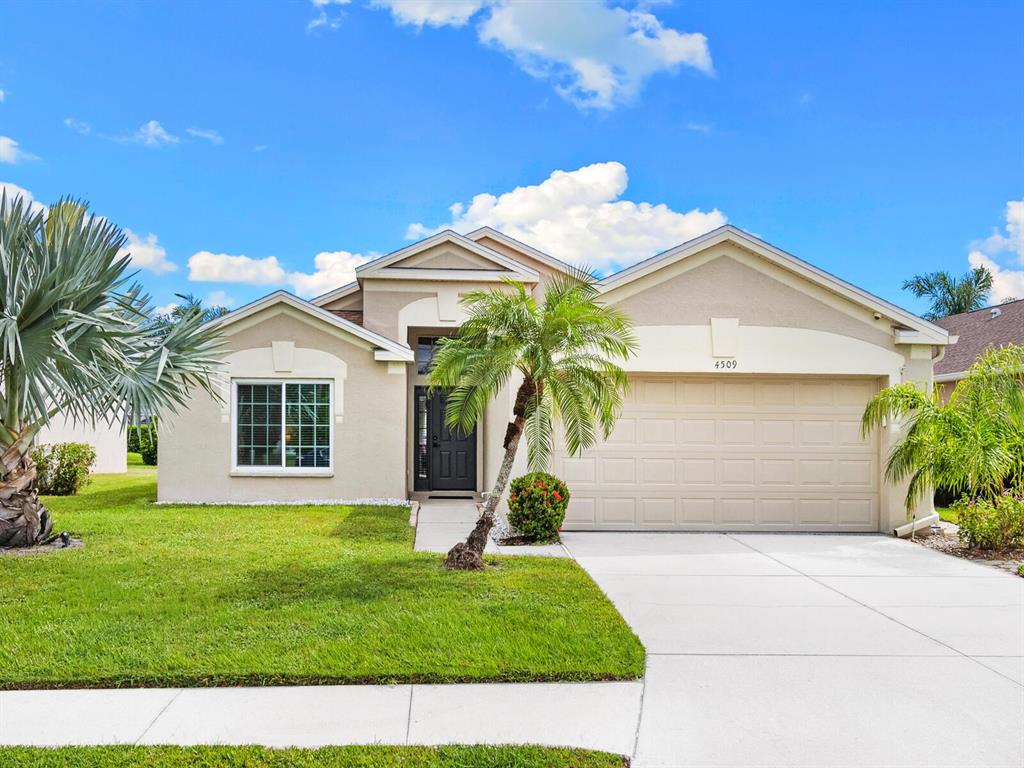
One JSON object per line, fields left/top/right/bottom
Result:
{"left": 0, "top": 746, "right": 628, "bottom": 768}
{"left": 0, "top": 471, "right": 643, "bottom": 689}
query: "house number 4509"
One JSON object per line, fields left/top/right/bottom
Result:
{"left": 714, "top": 359, "right": 738, "bottom": 370}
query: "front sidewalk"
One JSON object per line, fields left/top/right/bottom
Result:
{"left": 413, "top": 499, "right": 568, "bottom": 557}
{"left": 1, "top": 681, "right": 642, "bottom": 754}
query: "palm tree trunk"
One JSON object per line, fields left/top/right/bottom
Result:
{"left": 0, "top": 454, "right": 51, "bottom": 548}
{"left": 444, "top": 378, "right": 534, "bottom": 570}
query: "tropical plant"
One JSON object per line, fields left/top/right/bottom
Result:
{"left": 507, "top": 472, "right": 570, "bottom": 543}
{"left": 862, "top": 344, "right": 1024, "bottom": 512}
{"left": 157, "top": 292, "right": 230, "bottom": 325}
{"left": 902, "top": 267, "right": 993, "bottom": 320}
{"left": 952, "top": 491, "right": 1024, "bottom": 550}
{"left": 0, "top": 193, "right": 222, "bottom": 547}
{"left": 427, "top": 271, "right": 636, "bottom": 570}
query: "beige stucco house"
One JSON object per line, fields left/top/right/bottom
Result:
{"left": 159, "top": 225, "right": 951, "bottom": 534}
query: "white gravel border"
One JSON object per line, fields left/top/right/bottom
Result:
{"left": 155, "top": 497, "right": 412, "bottom": 507}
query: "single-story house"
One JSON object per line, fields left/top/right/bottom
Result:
{"left": 36, "top": 414, "right": 127, "bottom": 474}
{"left": 159, "top": 225, "right": 952, "bottom": 534}
{"left": 933, "top": 298, "right": 1023, "bottom": 401}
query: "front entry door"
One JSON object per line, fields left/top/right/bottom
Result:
{"left": 428, "top": 390, "right": 477, "bottom": 491}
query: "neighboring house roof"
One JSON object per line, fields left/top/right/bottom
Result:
{"left": 328, "top": 309, "right": 363, "bottom": 325}
{"left": 598, "top": 225, "right": 950, "bottom": 345}
{"left": 209, "top": 290, "right": 413, "bottom": 360}
{"left": 932, "top": 298, "right": 1024, "bottom": 379}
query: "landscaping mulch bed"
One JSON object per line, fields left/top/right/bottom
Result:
{"left": 912, "top": 521, "right": 1024, "bottom": 576}
{"left": 0, "top": 536, "right": 83, "bottom": 557}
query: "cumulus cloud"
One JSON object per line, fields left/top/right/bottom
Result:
{"left": 118, "top": 229, "right": 178, "bottom": 274}
{"left": 188, "top": 251, "right": 287, "bottom": 285}
{"left": 186, "top": 127, "right": 224, "bottom": 145}
{"left": 154, "top": 302, "right": 180, "bottom": 317}
{"left": 121, "top": 120, "right": 179, "bottom": 147}
{"left": 288, "top": 250, "right": 372, "bottom": 297}
{"left": 406, "top": 161, "right": 726, "bottom": 273}
{"left": 967, "top": 200, "right": 1024, "bottom": 303}
{"left": 373, "top": 0, "right": 485, "bottom": 27}
{"left": 205, "top": 290, "right": 235, "bottom": 308}
{"left": 368, "top": 0, "right": 712, "bottom": 109}
{"left": 0, "top": 181, "right": 46, "bottom": 214}
{"left": 0, "top": 136, "right": 38, "bottom": 164}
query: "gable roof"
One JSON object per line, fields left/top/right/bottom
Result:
{"left": 311, "top": 280, "right": 359, "bottom": 308}
{"left": 208, "top": 290, "right": 413, "bottom": 360}
{"left": 598, "top": 225, "right": 950, "bottom": 344}
{"left": 465, "top": 226, "right": 576, "bottom": 274}
{"left": 355, "top": 229, "right": 539, "bottom": 282}
{"left": 933, "top": 298, "right": 1024, "bottom": 379}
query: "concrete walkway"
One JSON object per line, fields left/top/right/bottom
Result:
{"left": 413, "top": 499, "right": 568, "bottom": 557}
{"left": 0, "top": 681, "right": 642, "bottom": 753}
{"left": 563, "top": 531, "right": 1024, "bottom": 768}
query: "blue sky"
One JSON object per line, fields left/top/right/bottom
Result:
{"left": 1, "top": 0, "right": 1021, "bottom": 316}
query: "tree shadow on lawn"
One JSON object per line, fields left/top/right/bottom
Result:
{"left": 326, "top": 505, "right": 413, "bottom": 544}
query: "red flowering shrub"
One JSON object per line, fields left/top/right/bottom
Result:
{"left": 507, "top": 472, "right": 571, "bottom": 543}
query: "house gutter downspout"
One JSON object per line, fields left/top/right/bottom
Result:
{"left": 893, "top": 512, "right": 940, "bottom": 538}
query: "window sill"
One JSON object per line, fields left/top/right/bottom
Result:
{"left": 230, "top": 470, "right": 335, "bottom": 478}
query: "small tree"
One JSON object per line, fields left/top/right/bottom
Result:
{"left": 862, "top": 344, "right": 1024, "bottom": 511}
{"left": 427, "top": 271, "right": 636, "bottom": 570}
{"left": 0, "top": 193, "right": 222, "bottom": 547}
{"left": 902, "top": 267, "right": 993, "bottom": 320}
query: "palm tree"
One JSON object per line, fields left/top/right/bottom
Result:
{"left": 862, "top": 344, "right": 1024, "bottom": 511}
{"left": 159, "top": 293, "right": 230, "bottom": 325}
{"left": 902, "top": 267, "right": 993, "bottom": 320}
{"left": 0, "top": 193, "right": 222, "bottom": 547}
{"left": 427, "top": 270, "right": 637, "bottom": 570}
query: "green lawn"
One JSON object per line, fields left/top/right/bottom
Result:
{"left": 0, "top": 746, "right": 626, "bottom": 768}
{"left": 936, "top": 506, "right": 957, "bottom": 524}
{"left": 0, "top": 472, "right": 643, "bottom": 689}
{"left": 126, "top": 451, "right": 145, "bottom": 467}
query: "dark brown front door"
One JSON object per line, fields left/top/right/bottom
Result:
{"left": 428, "top": 390, "right": 476, "bottom": 491}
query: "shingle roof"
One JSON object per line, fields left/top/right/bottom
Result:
{"left": 933, "top": 299, "right": 1024, "bottom": 377}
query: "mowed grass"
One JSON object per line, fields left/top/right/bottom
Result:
{"left": 0, "top": 746, "right": 627, "bottom": 768}
{"left": 0, "top": 471, "right": 643, "bottom": 689}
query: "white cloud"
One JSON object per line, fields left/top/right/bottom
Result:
{"left": 686, "top": 121, "right": 712, "bottom": 133}
{"left": 204, "top": 290, "right": 235, "bottom": 308}
{"left": 373, "top": 0, "right": 485, "bottom": 27}
{"left": 122, "top": 120, "right": 179, "bottom": 147}
{"left": 0, "top": 136, "right": 38, "bottom": 164}
{"left": 0, "top": 89, "right": 5, "bottom": 103}
{"left": 406, "top": 161, "right": 726, "bottom": 273}
{"left": 188, "top": 251, "right": 287, "bottom": 285}
{"left": 369, "top": 0, "right": 712, "bottom": 109}
{"left": 0, "top": 181, "right": 46, "bottom": 214}
{"left": 967, "top": 199, "right": 1024, "bottom": 303}
{"left": 288, "top": 250, "right": 372, "bottom": 297}
{"left": 186, "top": 127, "right": 224, "bottom": 145}
{"left": 154, "top": 302, "right": 179, "bottom": 317}
{"left": 118, "top": 229, "right": 178, "bottom": 274}
{"left": 64, "top": 117, "right": 91, "bottom": 135}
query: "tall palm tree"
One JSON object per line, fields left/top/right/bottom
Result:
{"left": 428, "top": 270, "right": 637, "bottom": 570}
{"left": 0, "top": 193, "right": 222, "bottom": 547}
{"left": 862, "top": 344, "right": 1024, "bottom": 510}
{"left": 902, "top": 267, "right": 993, "bottom": 320}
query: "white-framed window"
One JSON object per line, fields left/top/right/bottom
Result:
{"left": 232, "top": 380, "right": 333, "bottom": 473}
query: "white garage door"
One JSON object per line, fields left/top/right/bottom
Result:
{"left": 555, "top": 376, "right": 881, "bottom": 531}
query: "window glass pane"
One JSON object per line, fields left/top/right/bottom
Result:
{"left": 284, "top": 382, "right": 331, "bottom": 468}
{"left": 236, "top": 384, "right": 282, "bottom": 466}
{"left": 416, "top": 336, "right": 439, "bottom": 375}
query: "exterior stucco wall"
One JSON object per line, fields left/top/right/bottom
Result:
{"left": 37, "top": 414, "right": 127, "bottom": 474}
{"left": 320, "top": 289, "right": 362, "bottom": 312}
{"left": 158, "top": 308, "right": 406, "bottom": 503}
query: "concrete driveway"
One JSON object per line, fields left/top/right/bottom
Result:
{"left": 563, "top": 532, "right": 1024, "bottom": 768}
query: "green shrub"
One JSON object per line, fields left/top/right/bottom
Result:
{"left": 953, "top": 490, "right": 1024, "bottom": 550}
{"left": 32, "top": 442, "right": 97, "bottom": 496}
{"left": 507, "top": 472, "right": 570, "bottom": 543}
{"left": 127, "top": 424, "right": 156, "bottom": 455}
{"left": 140, "top": 427, "right": 158, "bottom": 466}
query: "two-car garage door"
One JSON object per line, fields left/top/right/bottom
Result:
{"left": 554, "top": 375, "right": 881, "bottom": 531}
